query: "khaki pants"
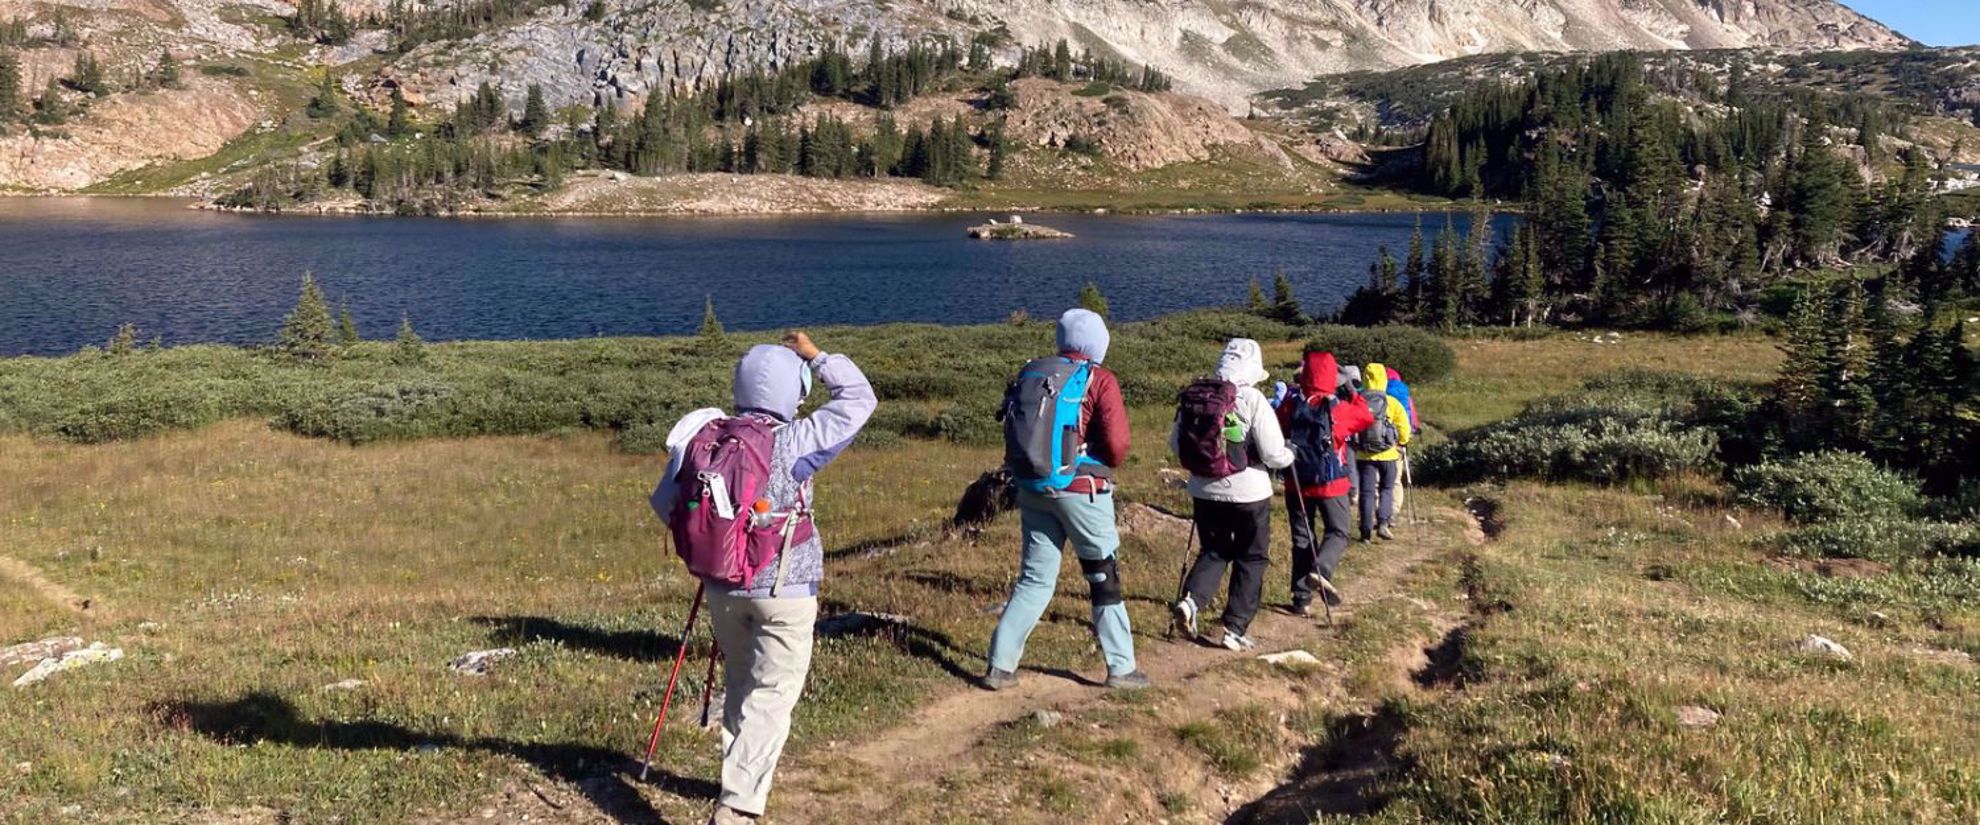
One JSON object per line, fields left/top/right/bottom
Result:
{"left": 708, "top": 589, "right": 818, "bottom": 816}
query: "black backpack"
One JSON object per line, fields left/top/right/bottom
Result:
{"left": 1284, "top": 393, "right": 1346, "bottom": 486}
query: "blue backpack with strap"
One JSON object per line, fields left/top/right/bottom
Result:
{"left": 1000, "top": 356, "right": 1100, "bottom": 493}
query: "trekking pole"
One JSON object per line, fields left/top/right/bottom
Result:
{"left": 1289, "top": 463, "right": 1331, "bottom": 628}
{"left": 1171, "top": 518, "right": 1198, "bottom": 638}
{"left": 1402, "top": 448, "right": 1424, "bottom": 542}
{"left": 697, "top": 642, "right": 724, "bottom": 730}
{"left": 638, "top": 582, "right": 706, "bottom": 782}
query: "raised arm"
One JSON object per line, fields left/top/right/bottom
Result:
{"left": 784, "top": 335, "right": 877, "bottom": 483}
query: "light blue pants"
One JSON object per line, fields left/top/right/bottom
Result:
{"left": 986, "top": 489, "right": 1138, "bottom": 677}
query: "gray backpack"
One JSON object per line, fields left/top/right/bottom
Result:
{"left": 1356, "top": 391, "right": 1401, "bottom": 453}
{"left": 1000, "top": 357, "right": 1098, "bottom": 493}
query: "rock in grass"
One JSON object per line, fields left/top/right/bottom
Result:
{"left": 1031, "top": 710, "right": 1064, "bottom": 728}
{"left": 11, "top": 643, "right": 123, "bottom": 688}
{"left": 1258, "top": 650, "right": 1321, "bottom": 667}
{"left": 449, "top": 648, "right": 517, "bottom": 676}
{"left": 0, "top": 637, "right": 84, "bottom": 669}
{"left": 1674, "top": 705, "right": 1721, "bottom": 728}
{"left": 1796, "top": 635, "right": 1853, "bottom": 661}
{"left": 323, "top": 679, "right": 367, "bottom": 692}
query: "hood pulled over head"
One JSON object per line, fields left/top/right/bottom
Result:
{"left": 1364, "top": 363, "right": 1390, "bottom": 394}
{"left": 734, "top": 344, "right": 811, "bottom": 421}
{"left": 1056, "top": 308, "right": 1111, "bottom": 363}
{"left": 1300, "top": 351, "right": 1339, "bottom": 395}
{"left": 1216, "top": 338, "right": 1269, "bottom": 387}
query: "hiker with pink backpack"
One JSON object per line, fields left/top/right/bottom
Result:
{"left": 1170, "top": 339, "right": 1296, "bottom": 652}
{"left": 648, "top": 331, "right": 875, "bottom": 825}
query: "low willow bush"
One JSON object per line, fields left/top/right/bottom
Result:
{"left": 1419, "top": 402, "right": 1717, "bottom": 485}
{"left": 1734, "top": 451, "right": 1926, "bottom": 524}
{"left": 1775, "top": 519, "right": 1980, "bottom": 563}
{"left": 0, "top": 310, "right": 1281, "bottom": 448}
{"left": 1303, "top": 324, "right": 1456, "bottom": 383}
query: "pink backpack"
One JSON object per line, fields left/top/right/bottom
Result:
{"left": 668, "top": 416, "right": 812, "bottom": 589}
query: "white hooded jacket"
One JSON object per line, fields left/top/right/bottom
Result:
{"left": 1171, "top": 338, "right": 1295, "bottom": 504}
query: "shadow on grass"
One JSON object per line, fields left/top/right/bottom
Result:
{"left": 1223, "top": 704, "right": 1409, "bottom": 824}
{"left": 819, "top": 599, "right": 980, "bottom": 683}
{"left": 155, "top": 692, "right": 713, "bottom": 825}
{"left": 470, "top": 615, "right": 691, "bottom": 663}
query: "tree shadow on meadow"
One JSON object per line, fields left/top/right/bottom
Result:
{"left": 154, "top": 692, "right": 714, "bottom": 825}
{"left": 470, "top": 615, "right": 689, "bottom": 663}
{"left": 817, "top": 599, "right": 981, "bottom": 683}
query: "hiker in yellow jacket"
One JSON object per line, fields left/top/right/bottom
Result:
{"left": 1353, "top": 363, "right": 1412, "bottom": 542}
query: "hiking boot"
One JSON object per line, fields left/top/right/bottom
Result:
{"left": 1289, "top": 598, "right": 1313, "bottom": 618}
{"left": 1171, "top": 596, "right": 1200, "bottom": 639}
{"left": 1220, "top": 629, "right": 1256, "bottom": 653}
{"left": 1377, "top": 524, "right": 1396, "bottom": 541}
{"left": 1313, "top": 574, "right": 1344, "bottom": 608}
{"left": 1105, "top": 670, "right": 1152, "bottom": 690}
{"left": 980, "top": 667, "right": 1019, "bottom": 692}
{"left": 708, "top": 805, "right": 756, "bottom": 825}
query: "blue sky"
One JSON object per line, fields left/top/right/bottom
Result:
{"left": 1839, "top": 1, "right": 1979, "bottom": 46}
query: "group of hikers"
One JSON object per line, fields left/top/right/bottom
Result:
{"left": 648, "top": 309, "right": 1418, "bottom": 824}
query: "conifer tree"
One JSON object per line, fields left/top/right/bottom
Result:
{"left": 306, "top": 72, "right": 339, "bottom": 119}
{"left": 34, "top": 76, "right": 68, "bottom": 125}
{"left": 1268, "top": 270, "right": 1305, "bottom": 325}
{"left": 518, "top": 83, "right": 549, "bottom": 136}
{"left": 279, "top": 273, "right": 337, "bottom": 360}
{"left": 338, "top": 303, "right": 360, "bottom": 344}
{"left": 155, "top": 49, "right": 180, "bottom": 89}
{"left": 698, "top": 295, "right": 725, "bottom": 344}
{"left": 66, "top": 51, "right": 105, "bottom": 96}
{"left": 1401, "top": 217, "right": 1426, "bottom": 321}
{"left": 1817, "top": 281, "right": 1877, "bottom": 446}
{"left": 107, "top": 322, "right": 137, "bottom": 356}
{"left": 0, "top": 50, "right": 20, "bottom": 126}
{"left": 1247, "top": 279, "right": 1267, "bottom": 314}
{"left": 1774, "top": 285, "right": 1829, "bottom": 439}
{"left": 387, "top": 86, "right": 411, "bottom": 136}
{"left": 392, "top": 314, "right": 426, "bottom": 365}
{"left": 1078, "top": 281, "right": 1110, "bottom": 320}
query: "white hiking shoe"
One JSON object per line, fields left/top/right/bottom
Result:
{"left": 1377, "top": 524, "right": 1396, "bottom": 541}
{"left": 1220, "top": 629, "right": 1256, "bottom": 652}
{"left": 1171, "top": 596, "right": 1199, "bottom": 639}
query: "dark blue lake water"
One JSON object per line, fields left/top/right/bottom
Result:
{"left": 0, "top": 198, "right": 1963, "bottom": 356}
{"left": 0, "top": 198, "right": 1496, "bottom": 356}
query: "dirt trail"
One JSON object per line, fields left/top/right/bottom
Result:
{"left": 787, "top": 505, "right": 1474, "bottom": 819}
{"left": 0, "top": 553, "right": 96, "bottom": 617}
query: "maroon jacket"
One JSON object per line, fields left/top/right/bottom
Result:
{"left": 1066, "top": 351, "right": 1129, "bottom": 493}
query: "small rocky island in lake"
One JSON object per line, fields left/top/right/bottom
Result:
{"left": 968, "top": 215, "right": 1074, "bottom": 240}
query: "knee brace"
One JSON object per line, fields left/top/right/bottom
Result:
{"left": 1080, "top": 557, "right": 1124, "bottom": 607}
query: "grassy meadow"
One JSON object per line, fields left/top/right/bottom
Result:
{"left": 3, "top": 316, "right": 1976, "bottom": 824}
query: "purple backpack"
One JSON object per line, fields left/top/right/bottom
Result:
{"left": 1176, "top": 378, "right": 1249, "bottom": 479}
{"left": 669, "top": 416, "right": 813, "bottom": 589}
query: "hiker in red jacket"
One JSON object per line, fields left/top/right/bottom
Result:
{"left": 1276, "top": 351, "right": 1375, "bottom": 616}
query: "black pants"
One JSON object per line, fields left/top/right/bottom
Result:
{"left": 1288, "top": 491, "right": 1354, "bottom": 606}
{"left": 1182, "top": 498, "right": 1272, "bottom": 636}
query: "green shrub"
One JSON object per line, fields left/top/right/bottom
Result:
{"left": 275, "top": 381, "right": 460, "bottom": 444}
{"left": 1775, "top": 519, "right": 1980, "bottom": 562}
{"left": 1420, "top": 402, "right": 1718, "bottom": 485}
{"left": 1304, "top": 325, "right": 1456, "bottom": 383}
{"left": 1735, "top": 451, "right": 1925, "bottom": 524}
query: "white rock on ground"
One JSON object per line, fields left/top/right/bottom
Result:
{"left": 1258, "top": 650, "right": 1321, "bottom": 667}
{"left": 1797, "top": 635, "right": 1854, "bottom": 661}
{"left": 1, "top": 637, "right": 84, "bottom": 668}
{"left": 1674, "top": 705, "right": 1722, "bottom": 728}
{"left": 11, "top": 644, "right": 125, "bottom": 688}
{"left": 449, "top": 648, "right": 518, "bottom": 676}
{"left": 323, "top": 679, "right": 367, "bottom": 691}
